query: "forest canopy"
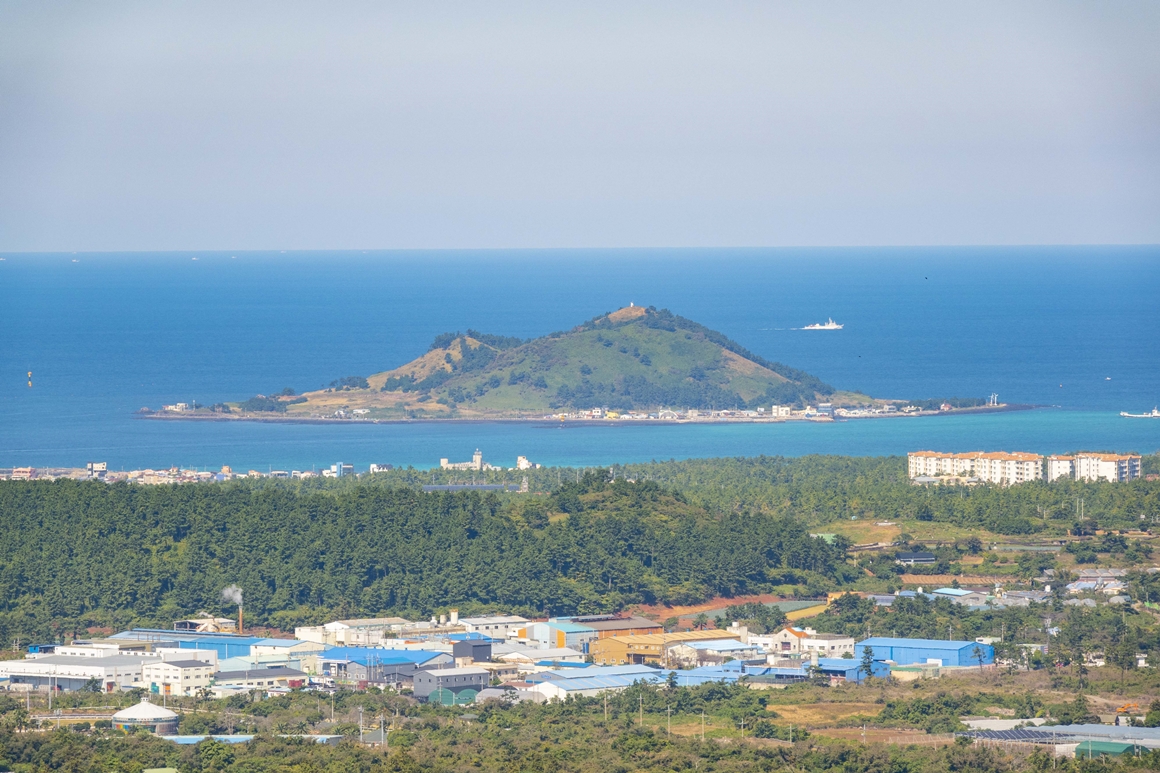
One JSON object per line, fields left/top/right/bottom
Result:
{"left": 0, "top": 472, "right": 849, "bottom": 643}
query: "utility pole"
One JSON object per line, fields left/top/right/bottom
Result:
{"left": 739, "top": 718, "right": 746, "bottom": 738}
{"left": 639, "top": 693, "right": 643, "bottom": 726}
{"left": 701, "top": 709, "right": 706, "bottom": 741}
{"left": 604, "top": 695, "right": 608, "bottom": 721}
{"left": 667, "top": 705, "right": 672, "bottom": 735}
{"left": 359, "top": 707, "right": 364, "bottom": 744}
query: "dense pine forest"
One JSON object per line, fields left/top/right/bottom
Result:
{"left": 1, "top": 454, "right": 1157, "bottom": 644}
{"left": 0, "top": 471, "right": 848, "bottom": 643}
{"left": 369, "top": 454, "right": 1160, "bottom": 533}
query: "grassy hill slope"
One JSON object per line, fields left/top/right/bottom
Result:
{"left": 280, "top": 306, "right": 852, "bottom": 418}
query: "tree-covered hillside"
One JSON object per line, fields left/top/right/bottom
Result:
{"left": 0, "top": 474, "right": 849, "bottom": 643}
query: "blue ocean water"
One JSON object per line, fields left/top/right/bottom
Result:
{"left": 1, "top": 247, "right": 1157, "bottom": 471}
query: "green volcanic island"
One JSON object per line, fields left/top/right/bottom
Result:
{"left": 168, "top": 306, "right": 988, "bottom": 420}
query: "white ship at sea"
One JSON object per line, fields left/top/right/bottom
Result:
{"left": 1121, "top": 408, "right": 1160, "bottom": 418}
{"left": 801, "top": 318, "right": 843, "bottom": 330}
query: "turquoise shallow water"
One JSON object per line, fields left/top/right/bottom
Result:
{"left": 1, "top": 247, "right": 1157, "bottom": 470}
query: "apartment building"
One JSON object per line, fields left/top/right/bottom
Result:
{"left": 908, "top": 451, "right": 1042, "bottom": 485}
{"left": 1047, "top": 456, "right": 1075, "bottom": 482}
{"left": 1074, "top": 453, "right": 1142, "bottom": 483}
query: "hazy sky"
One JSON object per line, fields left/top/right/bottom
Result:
{"left": 1, "top": 1, "right": 1158, "bottom": 251}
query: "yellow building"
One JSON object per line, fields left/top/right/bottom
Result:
{"left": 589, "top": 630, "right": 741, "bottom": 665}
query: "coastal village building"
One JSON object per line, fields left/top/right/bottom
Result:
{"left": 908, "top": 451, "right": 1042, "bottom": 485}
{"left": 441, "top": 449, "right": 491, "bottom": 471}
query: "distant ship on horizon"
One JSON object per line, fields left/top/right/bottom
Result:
{"left": 1121, "top": 408, "right": 1160, "bottom": 418}
{"left": 801, "top": 318, "right": 843, "bottom": 330}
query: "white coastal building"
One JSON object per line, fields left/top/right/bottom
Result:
{"left": 1074, "top": 453, "right": 1142, "bottom": 483}
{"left": 1047, "top": 456, "right": 1075, "bottom": 482}
{"left": 908, "top": 451, "right": 1043, "bottom": 485}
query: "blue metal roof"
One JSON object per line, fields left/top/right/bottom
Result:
{"left": 545, "top": 673, "right": 666, "bottom": 691}
{"left": 857, "top": 637, "right": 982, "bottom": 650}
{"left": 545, "top": 664, "right": 656, "bottom": 679}
{"left": 113, "top": 629, "right": 260, "bottom": 643}
{"left": 447, "top": 632, "right": 498, "bottom": 642}
{"left": 933, "top": 588, "right": 973, "bottom": 597}
{"left": 526, "top": 664, "right": 656, "bottom": 683}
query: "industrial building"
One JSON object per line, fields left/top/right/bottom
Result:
{"left": 142, "top": 659, "right": 214, "bottom": 697}
{"left": 930, "top": 588, "right": 991, "bottom": 606}
{"left": 565, "top": 614, "right": 663, "bottom": 639}
{"left": 667, "top": 639, "right": 761, "bottom": 667}
{"left": 317, "top": 647, "right": 452, "bottom": 684}
{"left": 110, "top": 629, "right": 264, "bottom": 660}
{"left": 530, "top": 670, "right": 666, "bottom": 699}
{"left": 295, "top": 617, "right": 415, "bottom": 647}
{"left": 0, "top": 653, "right": 152, "bottom": 692}
{"left": 963, "top": 724, "right": 1160, "bottom": 757}
{"left": 520, "top": 620, "right": 599, "bottom": 651}
{"left": 249, "top": 638, "right": 326, "bottom": 659}
{"left": 459, "top": 615, "right": 529, "bottom": 639}
{"left": 856, "top": 637, "right": 994, "bottom": 667}
{"left": 413, "top": 667, "right": 490, "bottom": 705}
{"left": 746, "top": 658, "right": 891, "bottom": 686}
{"left": 452, "top": 639, "right": 492, "bottom": 664}
{"left": 497, "top": 647, "right": 586, "bottom": 666}
{"left": 589, "top": 630, "right": 740, "bottom": 665}
{"left": 173, "top": 617, "right": 236, "bottom": 633}
{"left": 212, "top": 667, "right": 307, "bottom": 690}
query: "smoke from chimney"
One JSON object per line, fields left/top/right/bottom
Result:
{"left": 221, "top": 585, "right": 243, "bottom": 633}
{"left": 221, "top": 585, "right": 243, "bottom": 606}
